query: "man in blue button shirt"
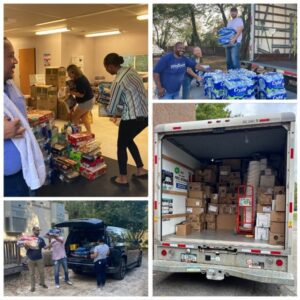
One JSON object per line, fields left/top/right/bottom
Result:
{"left": 4, "top": 37, "right": 30, "bottom": 196}
{"left": 24, "top": 225, "right": 48, "bottom": 292}
{"left": 153, "top": 42, "right": 205, "bottom": 99}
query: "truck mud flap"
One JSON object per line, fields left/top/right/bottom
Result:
{"left": 153, "top": 260, "right": 294, "bottom": 286}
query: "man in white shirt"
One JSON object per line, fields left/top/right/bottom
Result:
{"left": 226, "top": 7, "right": 244, "bottom": 70}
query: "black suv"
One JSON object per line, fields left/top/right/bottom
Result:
{"left": 55, "top": 218, "right": 143, "bottom": 280}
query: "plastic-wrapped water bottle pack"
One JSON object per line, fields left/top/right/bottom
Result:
{"left": 204, "top": 69, "right": 286, "bottom": 99}
{"left": 218, "top": 27, "right": 237, "bottom": 47}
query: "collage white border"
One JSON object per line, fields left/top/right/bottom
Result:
{"left": 1, "top": 0, "right": 299, "bottom": 299}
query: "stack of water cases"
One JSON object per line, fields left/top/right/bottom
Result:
{"left": 218, "top": 27, "right": 237, "bottom": 47}
{"left": 257, "top": 72, "right": 287, "bottom": 99}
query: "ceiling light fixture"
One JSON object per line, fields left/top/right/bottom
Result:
{"left": 85, "top": 30, "right": 121, "bottom": 38}
{"left": 35, "top": 27, "right": 70, "bottom": 35}
{"left": 137, "top": 14, "right": 148, "bottom": 21}
{"left": 35, "top": 19, "right": 66, "bottom": 26}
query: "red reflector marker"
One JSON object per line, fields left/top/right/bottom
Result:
{"left": 172, "top": 126, "right": 181, "bottom": 131}
{"left": 259, "top": 118, "right": 270, "bottom": 122}
{"left": 177, "top": 244, "right": 186, "bottom": 248}
{"left": 216, "top": 120, "right": 221, "bottom": 123}
{"left": 290, "top": 202, "right": 293, "bottom": 213}
{"left": 162, "top": 243, "right": 170, "bottom": 247}
{"left": 154, "top": 155, "right": 157, "bottom": 164}
{"left": 276, "top": 259, "right": 283, "bottom": 267}
{"left": 290, "top": 148, "right": 294, "bottom": 159}
{"left": 161, "top": 249, "right": 167, "bottom": 256}
{"left": 271, "top": 251, "right": 282, "bottom": 255}
{"left": 208, "top": 121, "right": 212, "bottom": 124}
{"left": 154, "top": 201, "right": 157, "bottom": 210}
{"left": 251, "top": 249, "right": 261, "bottom": 254}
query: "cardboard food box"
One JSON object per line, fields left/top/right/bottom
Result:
{"left": 68, "top": 132, "right": 95, "bottom": 147}
{"left": 258, "top": 194, "right": 273, "bottom": 205}
{"left": 186, "top": 207, "right": 204, "bottom": 215}
{"left": 218, "top": 186, "right": 227, "bottom": 197}
{"left": 275, "top": 194, "right": 285, "bottom": 212}
{"left": 222, "top": 159, "right": 241, "bottom": 171}
{"left": 255, "top": 226, "right": 269, "bottom": 241}
{"left": 205, "top": 214, "right": 216, "bottom": 223}
{"left": 260, "top": 175, "right": 275, "bottom": 187}
{"left": 216, "top": 215, "right": 236, "bottom": 230}
{"left": 220, "top": 165, "right": 231, "bottom": 176}
{"left": 257, "top": 204, "right": 272, "bottom": 213}
{"left": 208, "top": 204, "right": 218, "bottom": 215}
{"left": 176, "top": 222, "right": 192, "bottom": 236}
{"left": 45, "top": 67, "right": 66, "bottom": 88}
{"left": 218, "top": 196, "right": 227, "bottom": 204}
{"left": 186, "top": 198, "right": 206, "bottom": 207}
{"left": 188, "top": 190, "right": 205, "bottom": 199}
{"left": 27, "top": 109, "right": 54, "bottom": 127}
{"left": 229, "top": 172, "right": 241, "bottom": 179}
{"left": 203, "top": 169, "right": 216, "bottom": 183}
{"left": 188, "top": 182, "right": 204, "bottom": 191}
{"left": 219, "top": 175, "right": 230, "bottom": 185}
{"left": 264, "top": 168, "right": 273, "bottom": 176}
{"left": 258, "top": 187, "right": 274, "bottom": 196}
{"left": 270, "top": 222, "right": 285, "bottom": 234}
{"left": 79, "top": 163, "right": 107, "bottom": 181}
{"left": 274, "top": 186, "right": 285, "bottom": 195}
{"left": 219, "top": 204, "right": 236, "bottom": 215}
{"left": 256, "top": 213, "right": 271, "bottom": 228}
{"left": 269, "top": 232, "right": 285, "bottom": 245}
{"left": 270, "top": 211, "right": 285, "bottom": 222}
{"left": 207, "top": 222, "right": 216, "bottom": 230}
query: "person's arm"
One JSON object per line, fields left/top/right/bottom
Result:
{"left": 90, "top": 249, "right": 98, "bottom": 259}
{"left": 186, "top": 68, "right": 202, "bottom": 81}
{"left": 4, "top": 116, "right": 25, "bottom": 139}
{"left": 71, "top": 91, "right": 84, "bottom": 98}
{"left": 231, "top": 26, "right": 243, "bottom": 44}
{"left": 153, "top": 73, "right": 165, "bottom": 98}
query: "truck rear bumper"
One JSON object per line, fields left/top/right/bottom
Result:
{"left": 153, "top": 260, "right": 294, "bottom": 286}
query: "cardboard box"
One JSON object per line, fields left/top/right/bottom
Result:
{"left": 218, "top": 196, "right": 227, "bottom": 204}
{"left": 260, "top": 175, "right": 275, "bottom": 187}
{"left": 188, "top": 182, "right": 204, "bottom": 191}
{"left": 270, "top": 222, "right": 285, "bottom": 234}
{"left": 45, "top": 67, "right": 66, "bottom": 88}
{"left": 265, "top": 168, "right": 273, "bottom": 176}
{"left": 258, "top": 194, "right": 273, "bottom": 205}
{"left": 229, "top": 172, "right": 241, "bottom": 179}
{"left": 176, "top": 222, "right": 192, "bottom": 236}
{"left": 208, "top": 204, "right": 218, "bottom": 214}
{"left": 204, "top": 186, "right": 214, "bottom": 196}
{"left": 219, "top": 204, "right": 236, "bottom": 215}
{"left": 194, "top": 169, "right": 204, "bottom": 182}
{"left": 216, "top": 215, "right": 236, "bottom": 230}
{"left": 222, "top": 159, "right": 241, "bottom": 171}
{"left": 188, "top": 190, "right": 205, "bottom": 199}
{"left": 258, "top": 187, "right": 273, "bottom": 195}
{"left": 274, "top": 186, "right": 285, "bottom": 195}
{"left": 270, "top": 211, "right": 285, "bottom": 222}
{"left": 256, "top": 213, "right": 271, "bottom": 228}
{"left": 207, "top": 222, "right": 216, "bottom": 230}
{"left": 218, "top": 186, "right": 227, "bottom": 197}
{"left": 220, "top": 165, "right": 231, "bottom": 176}
{"left": 255, "top": 226, "right": 269, "bottom": 241}
{"left": 203, "top": 169, "right": 216, "bottom": 183}
{"left": 205, "top": 214, "right": 216, "bottom": 223}
{"left": 257, "top": 204, "right": 272, "bottom": 213}
{"left": 186, "top": 198, "right": 206, "bottom": 207}
{"left": 186, "top": 207, "right": 204, "bottom": 215}
{"left": 219, "top": 175, "right": 230, "bottom": 185}
{"left": 275, "top": 194, "right": 285, "bottom": 212}
{"left": 210, "top": 197, "right": 218, "bottom": 204}
{"left": 269, "top": 232, "right": 285, "bottom": 245}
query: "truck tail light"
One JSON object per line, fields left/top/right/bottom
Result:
{"left": 276, "top": 259, "right": 283, "bottom": 267}
{"left": 161, "top": 249, "right": 167, "bottom": 256}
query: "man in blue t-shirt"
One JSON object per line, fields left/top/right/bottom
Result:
{"left": 153, "top": 42, "right": 205, "bottom": 99}
{"left": 24, "top": 226, "right": 48, "bottom": 292}
{"left": 226, "top": 7, "right": 244, "bottom": 70}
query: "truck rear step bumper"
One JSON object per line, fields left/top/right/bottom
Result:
{"left": 153, "top": 260, "right": 294, "bottom": 286}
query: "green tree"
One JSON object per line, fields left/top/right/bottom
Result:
{"left": 196, "top": 104, "right": 231, "bottom": 120}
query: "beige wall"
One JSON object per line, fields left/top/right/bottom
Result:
{"left": 93, "top": 31, "right": 148, "bottom": 81}
{"left": 153, "top": 104, "right": 196, "bottom": 128}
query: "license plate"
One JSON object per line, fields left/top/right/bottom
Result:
{"left": 181, "top": 253, "right": 197, "bottom": 263}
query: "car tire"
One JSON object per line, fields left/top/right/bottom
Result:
{"left": 114, "top": 257, "right": 126, "bottom": 280}
{"left": 136, "top": 252, "right": 142, "bottom": 267}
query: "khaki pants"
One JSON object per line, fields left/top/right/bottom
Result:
{"left": 28, "top": 258, "right": 45, "bottom": 289}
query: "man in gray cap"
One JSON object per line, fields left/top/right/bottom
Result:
{"left": 24, "top": 225, "right": 48, "bottom": 292}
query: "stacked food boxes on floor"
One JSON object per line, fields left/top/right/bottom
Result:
{"left": 27, "top": 109, "right": 57, "bottom": 185}
{"left": 255, "top": 161, "right": 286, "bottom": 245}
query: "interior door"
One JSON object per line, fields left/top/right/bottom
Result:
{"left": 19, "top": 48, "right": 36, "bottom": 95}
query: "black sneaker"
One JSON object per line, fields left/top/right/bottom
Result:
{"left": 30, "top": 287, "right": 35, "bottom": 292}
{"left": 40, "top": 284, "right": 48, "bottom": 289}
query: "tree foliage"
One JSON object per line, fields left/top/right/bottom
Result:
{"left": 196, "top": 104, "right": 231, "bottom": 120}
{"left": 64, "top": 201, "right": 148, "bottom": 239}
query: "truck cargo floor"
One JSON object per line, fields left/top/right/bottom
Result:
{"left": 165, "top": 230, "right": 284, "bottom": 250}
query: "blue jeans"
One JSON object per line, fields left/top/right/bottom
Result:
{"left": 159, "top": 90, "right": 180, "bottom": 100}
{"left": 226, "top": 43, "right": 241, "bottom": 70}
{"left": 4, "top": 170, "right": 30, "bottom": 197}
{"left": 54, "top": 257, "right": 70, "bottom": 285}
{"left": 94, "top": 258, "right": 107, "bottom": 287}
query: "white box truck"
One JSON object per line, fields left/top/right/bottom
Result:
{"left": 153, "top": 112, "right": 295, "bottom": 285}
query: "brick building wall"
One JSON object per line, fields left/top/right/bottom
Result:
{"left": 153, "top": 104, "right": 196, "bottom": 128}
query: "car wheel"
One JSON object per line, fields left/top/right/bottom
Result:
{"left": 114, "top": 257, "right": 126, "bottom": 280}
{"left": 136, "top": 253, "right": 142, "bottom": 267}
{"left": 72, "top": 268, "right": 83, "bottom": 275}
